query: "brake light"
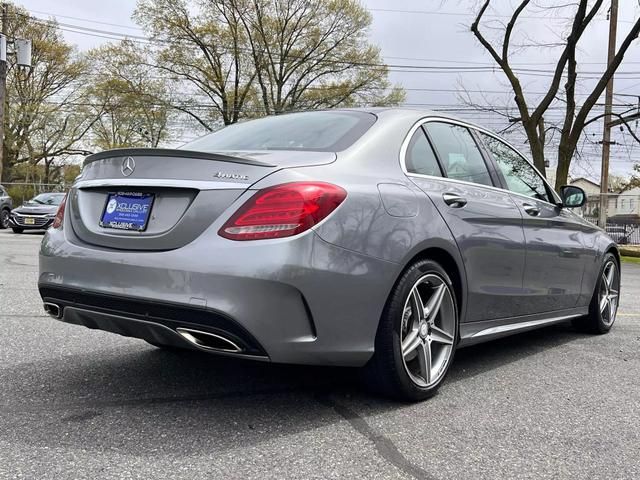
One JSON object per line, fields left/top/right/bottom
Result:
{"left": 52, "top": 194, "right": 67, "bottom": 229}
{"left": 219, "top": 182, "right": 346, "bottom": 240}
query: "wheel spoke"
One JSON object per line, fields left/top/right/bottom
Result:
{"left": 600, "top": 295, "right": 609, "bottom": 314}
{"left": 430, "top": 325, "right": 454, "bottom": 345}
{"left": 411, "top": 287, "right": 425, "bottom": 321}
{"left": 601, "top": 275, "right": 610, "bottom": 295}
{"left": 604, "top": 263, "right": 615, "bottom": 289}
{"left": 609, "top": 296, "right": 616, "bottom": 322}
{"left": 402, "top": 329, "right": 420, "bottom": 357}
{"left": 417, "top": 342, "right": 431, "bottom": 384}
{"left": 425, "top": 284, "right": 446, "bottom": 323}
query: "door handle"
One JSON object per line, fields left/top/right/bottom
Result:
{"left": 442, "top": 192, "right": 467, "bottom": 208}
{"left": 522, "top": 203, "right": 540, "bottom": 216}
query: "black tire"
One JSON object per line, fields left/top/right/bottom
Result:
{"left": 0, "top": 209, "right": 9, "bottom": 229}
{"left": 363, "top": 259, "right": 459, "bottom": 401}
{"left": 11, "top": 228, "right": 23, "bottom": 234}
{"left": 572, "top": 252, "right": 620, "bottom": 334}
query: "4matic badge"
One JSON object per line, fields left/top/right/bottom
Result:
{"left": 214, "top": 171, "right": 249, "bottom": 181}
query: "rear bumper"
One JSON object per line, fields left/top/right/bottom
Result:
{"left": 39, "top": 224, "right": 400, "bottom": 366}
{"left": 39, "top": 285, "right": 269, "bottom": 359}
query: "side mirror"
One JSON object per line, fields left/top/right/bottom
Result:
{"left": 559, "top": 185, "right": 586, "bottom": 208}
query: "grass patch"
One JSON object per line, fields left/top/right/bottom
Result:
{"left": 621, "top": 256, "right": 640, "bottom": 264}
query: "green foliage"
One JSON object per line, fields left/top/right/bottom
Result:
{"left": 2, "top": 4, "right": 94, "bottom": 184}
{"left": 4, "top": 163, "right": 75, "bottom": 206}
{"left": 4, "top": 161, "right": 75, "bottom": 204}
{"left": 224, "top": 0, "right": 404, "bottom": 113}
{"left": 134, "top": 0, "right": 404, "bottom": 127}
{"left": 134, "top": 0, "right": 256, "bottom": 127}
{"left": 2, "top": 1, "right": 404, "bottom": 189}
{"left": 86, "top": 41, "right": 170, "bottom": 149}
{"left": 5, "top": 184, "right": 36, "bottom": 206}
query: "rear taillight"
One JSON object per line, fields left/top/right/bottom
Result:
{"left": 52, "top": 194, "right": 67, "bottom": 229}
{"left": 219, "top": 182, "right": 346, "bottom": 241}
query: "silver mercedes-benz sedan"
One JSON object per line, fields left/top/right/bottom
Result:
{"left": 39, "top": 109, "right": 619, "bottom": 400}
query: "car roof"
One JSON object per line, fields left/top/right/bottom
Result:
{"left": 324, "top": 107, "right": 474, "bottom": 128}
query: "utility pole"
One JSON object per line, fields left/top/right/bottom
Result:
{"left": 599, "top": 0, "right": 618, "bottom": 228}
{"left": 0, "top": 3, "right": 7, "bottom": 183}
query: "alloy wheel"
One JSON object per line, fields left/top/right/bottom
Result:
{"left": 400, "top": 273, "right": 456, "bottom": 388}
{"left": 599, "top": 260, "right": 619, "bottom": 326}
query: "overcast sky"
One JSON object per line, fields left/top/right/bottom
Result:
{"left": 17, "top": 0, "right": 640, "bottom": 179}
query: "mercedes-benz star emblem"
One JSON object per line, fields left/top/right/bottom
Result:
{"left": 121, "top": 156, "right": 135, "bottom": 177}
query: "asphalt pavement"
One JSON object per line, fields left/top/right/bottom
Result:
{"left": 0, "top": 228, "right": 639, "bottom": 480}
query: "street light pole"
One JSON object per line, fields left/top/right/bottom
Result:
{"left": 599, "top": 0, "right": 618, "bottom": 228}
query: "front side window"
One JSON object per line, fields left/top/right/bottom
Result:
{"left": 404, "top": 127, "right": 442, "bottom": 177}
{"left": 424, "top": 122, "right": 493, "bottom": 186}
{"left": 478, "top": 132, "right": 550, "bottom": 203}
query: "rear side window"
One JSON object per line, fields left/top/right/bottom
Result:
{"left": 424, "top": 122, "right": 493, "bottom": 187}
{"left": 182, "top": 111, "right": 376, "bottom": 152}
{"left": 404, "top": 128, "right": 442, "bottom": 177}
{"left": 478, "top": 132, "right": 551, "bottom": 203}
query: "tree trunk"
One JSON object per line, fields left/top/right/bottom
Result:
{"left": 44, "top": 159, "right": 51, "bottom": 185}
{"left": 524, "top": 124, "right": 546, "bottom": 175}
{"left": 554, "top": 142, "right": 575, "bottom": 190}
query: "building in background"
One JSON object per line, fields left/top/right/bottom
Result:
{"left": 570, "top": 177, "right": 601, "bottom": 196}
{"left": 571, "top": 177, "right": 640, "bottom": 223}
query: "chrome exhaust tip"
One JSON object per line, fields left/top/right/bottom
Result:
{"left": 176, "top": 327, "right": 243, "bottom": 353}
{"left": 43, "top": 302, "right": 62, "bottom": 319}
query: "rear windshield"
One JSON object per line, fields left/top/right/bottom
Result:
{"left": 182, "top": 111, "right": 376, "bottom": 152}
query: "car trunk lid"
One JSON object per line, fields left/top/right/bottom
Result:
{"left": 69, "top": 148, "right": 335, "bottom": 251}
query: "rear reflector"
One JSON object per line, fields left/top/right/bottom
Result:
{"left": 219, "top": 182, "right": 346, "bottom": 240}
{"left": 52, "top": 193, "right": 68, "bottom": 229}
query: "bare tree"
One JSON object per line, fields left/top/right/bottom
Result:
{"left": 87, "top": 41, "right": 170, "bottom": 149}
{"left": 26, "top": 103, "right": 97, "bottom": 184}
{"left": 134, "top": 0, "right": 403, "bottom": 128}
{"left": 470, "top": 0, "right": 640, "bottom": 189}
{"left": 221, "top": 0, "right": 403, "bottom": 114}
{"left": 134, "top": 0, "right": 256, "bottom": 127}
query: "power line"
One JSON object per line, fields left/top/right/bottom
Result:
{"left": 24, "top": 15, "right": 640, "bottom": 80}
{"left": 26, "top": 9, "right": 143, "bottom": 31}
{"left": 27, "top": 9, "right": 640, "bottom": 68}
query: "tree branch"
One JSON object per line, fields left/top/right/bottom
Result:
{"left": 570, "top": 16, "right": 640, "bottom": 145}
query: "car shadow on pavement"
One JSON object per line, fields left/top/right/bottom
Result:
{"left": 2, "top": 321, "right": 590, "bottom": 456}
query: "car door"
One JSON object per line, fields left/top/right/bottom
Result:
{"left": 476, "top": 132, "right": 586, "bottom": 313}
{"left": 403, "top": 120, "right": 529, "bottom": 321}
